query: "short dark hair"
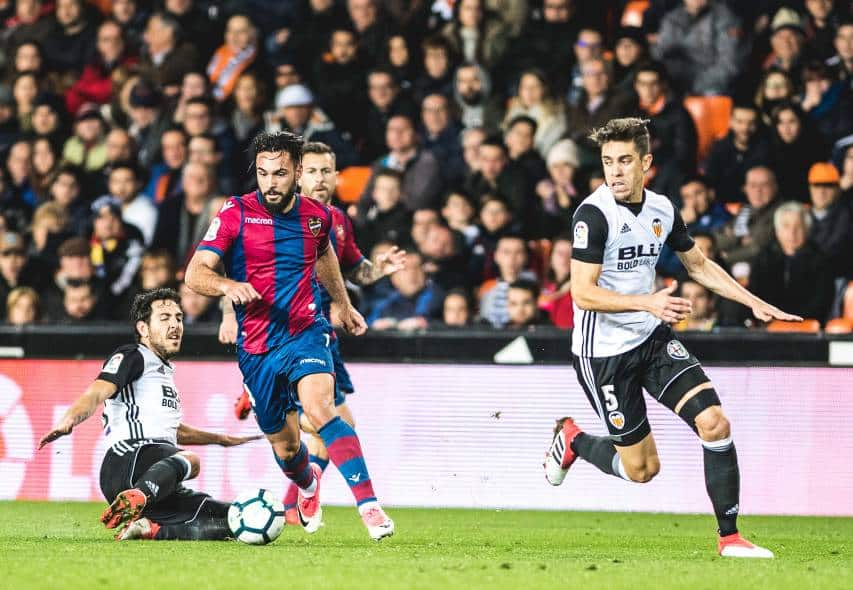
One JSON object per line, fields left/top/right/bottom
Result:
{"left": 507, "top": 115, "right": 538, "bottom": 134}
{"left": 374, "top": 167, "right": 403, "bottom": 184}
{"left": 109, "top": 159, "right": 140, "bottom": 179}
{"left": 508, "top": 278, "right": 540, "bottom": 300}
{"left": 130, "top": 288, "right": 182, "bottom": 341}
{"left": 635, "top": 60, "right": 669, "bottom": 84}
{"left": 680, "top": 174, "right": 712, "bottom": 189}
{"left": 251, "top": 130, "right": 304, "bottom": 163}
{"left": 588, "top": 117, "right": 651, "bottom": 157}
{"left": 481, "top": 135, "right": 507, "bottom": 152}
{"left": 303, "top": 141, "right": 336, "bottom": 164}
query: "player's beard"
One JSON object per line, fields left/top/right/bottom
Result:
{"left": 261, "top": 185, "right": 297, "bottom": 214}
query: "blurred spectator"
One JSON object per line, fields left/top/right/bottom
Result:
{"left": 361, "top": 114, "right": 443, "bottom": 211}
{"left": 612, "top": 27, "right": 649, "bottom": 96}
{"left": 354, "top": 168, "right": 411, "bottom": 253}
{"left": 750, "top": 201, "right": 834, "bottom": 322}
{"left": 5, "top": 285, "right": 39, "bottom": 325}
{"left": 29, "top": 137, "right": 60, "bottom": 202}
{"left": 674, "top": 280, "right": 717, "bottom": 331}
{"left": 178, "top": 281, "right": 218, "bottom": 323}
{"left": 164, "top": 0, "right": 224, "bottom": 61}
{"left": 770, "top": 102, "right": 828, "bottom": 202}
{"left": 534, "top": 139, "right": 582, "bottom": 237}
{"left": 412, "top": 35, "right": 455, "bottom": 103}
{"left": 409, "top": 207, "right": 440, "bottom": 251}
{"left": 187, "top": 134, "right": 225, "bottom": 188}
{"left": 362, "top": 67, "right": 418, "bottom": 161}
{"left": 440, "top": 0, "right": 510, "bottom": 71}
{"left": 229, "top": 73, "right": 266, "bottom": 187}
{"left": 479, "top": 234, "right": 536, "bottom": 327}
{"left": 461, "top": 126, "right": 487, "bottom": 176}
{"left": 171, "top": 71, "right": 210, "bottom": 127}
{"left": 503, "top": 69, "right": 567, "bottom": 157}
{"left": 704, "top": 103, "right": 772, "bottom": 203}
{"left": 312, "top": 27, "right": 368, "bottom": 140}
{"left": 29, "top": 201, "right": 70, "bottom": 267}
{"left": 267, "top": 84, "right": 358, "bottom": 169}
{"left": 652, "top": 0, "right": 746, "bottom": 95}
{"left": 440, "top": 190, "right": 479, "bottom": 245}
{"left": 420, "top": 93, "right": 465, "bottom": 185}
{"left": 40, "top": 236, "right": 98, "bottom": 320}
{"left": 126, "top": 79, "right": 170, "bottom": 169}
{"left": 504, "top": 115, "right": 548, "bottom": 184}
{"left": 144, "top": 126, "right": 186, "bottom": 203}
{"left": 347, "top": 0, "right": 391, "bottom": 68}
{"left": 108, "top": 161, "right": 156, "bottom": 245}
{"left": 826, "top": 20, "right": 853, "bottom": 82}
{"left": 6, "top": 140, "right": 35, "bottom": 210}
{"left": 12, "top": 72, "right": 39, "bottom": 132}
{"left": 635, "top": 61, "right": 698, "bottom": 198}
{"left": 0, "top": 231, "right": 42, "bottom": 319}
{"left": 441, "top": 288, "right": 472, "bottom": 327}
{"left": 505, "top": 278, "right": 548, "bottom": 329}
{"left": 89, "top": 195, "right": 144, "bottom": 304}
{"left": 464, "top": 136, "right": 531, "bottom": 231}
{"left": 65, "top": 20, "right": 138, "bottom": 116}
{"left": 804, "top": 0, "right": 843, "bottom": 62}
{"left": 763, "top": 8, "right": 807, "bottom": 87}
{"left": 57, "top": 278, "right": 102, "bottom": 322}
{"left": 538, "top": 234, "right": 573, "bottom": 329}
{"left": 138, "top": 249, "right": 177, "bottom": 291}
{"left": 807, "top": 162, "right": 852, "bottom": 278}
{"left": 453, "top": 62, "right": 503, "bottom": 133}
{"left": 266, "top": 0, "right": 346, "bottom": 77}
{"left": 840, "top": 144, "right": 853, "bottom": 202}
{"left": 31, "top": 93, "right": 66, "bottom": 146}
{"left": 800, "top": 60, "right": 853, "bottom": 144}
{"left": 152, "top": 162, "right": 215, "bottom": 268}
{"left": 47, "top": 165, "right": 88, "bottom": 236}
{"left": 567, "top": 28, "right": 604, "bottom": 107}
{"left": 368, "top": 251, "right": 443, "bottom": 330}
{"left": 110, "top": 0, "right": 146, "bottom": 55}
{"left": 206, "top": 15, "right": 258, "bottom": 102}
{"left": 470, "top": 194, "right": 516, "bottom": 280}
{"left": 755, "top": 69, "right": 795, "bottom": 126}
{"left": 566, "top": 57, "right": 636, "bottom": 165}
{"left": 714, "top": 166, "right": 780, "bottom": 265}
{"left": 42, "top": 0, "right": 97, "bottom": 76}
{"left": 419, "top": 222, "right": 470, "bottom": 291}
{"left": 62, "top": 104, "right": 108, "bottom": 173}
{"left": 3, "top": 0, "right": 53, "bottom": 52}
{"left": 139, "top": 12, "right": 200, "bottom": 94}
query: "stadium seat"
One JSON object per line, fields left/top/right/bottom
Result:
{"left": 683, "top": 96, "right": 733, "bottom": 163}
{"left": 766, "top": 319, "right": 821, "bottom": 333}
{"left": 621, "top": 0, "right": 650, "bottom": 27}
{"left": 724, "top": 202, "right": 742, "bottom": 216}
{"left": 478, "top": 278, "right": 498, "bottom": 300}
{"left": 528, "top": 239, "right": 552, "bottom": 280}
{"left": 336, "top": 166, "right": 372, "bottom": 204}
{"left": 843, "top": 281, "right": 853, "bottom": 320}
{"left": 824, "top": 318, "right": 853, "bottom": 334}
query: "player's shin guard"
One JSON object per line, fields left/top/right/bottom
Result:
{"left": 273, "top": 442, "right": 316, "bottom": 495}
{"left": 132, "top": 454, "right": 192, "bottom": 503}
{"left": 702, "top": 436, "right": 740, "bottom": 536}
{"left": 318, "top": 416, "right": 377, "bottom": 506}
{"left": 571, "top": 433, "right": 629, "bottom": 480}
{"left": 155, "top": 500, "right": 231, "bottom": 541}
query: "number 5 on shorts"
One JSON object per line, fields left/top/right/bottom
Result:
{"left": 602, "top": 385, "right": 618, "bottom": 411}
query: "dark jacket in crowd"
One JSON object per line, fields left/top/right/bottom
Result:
{"left": 704, "top": 132, "right": 772, "bottom": 203}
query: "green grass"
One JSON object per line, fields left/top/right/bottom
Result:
{"left": 0, "top": 502, "right": 851, "bottom": 590}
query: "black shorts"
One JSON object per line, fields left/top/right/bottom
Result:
{"left": 573, "top": 324, "right": 710, "bottom": 446}
{"left": 99, "top": 439, "right": 215, "bottom": 525}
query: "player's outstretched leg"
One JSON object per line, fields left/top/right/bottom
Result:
{"left": 282, "top": 414, "right": 334, "bottom": 526}
{"left": 119, "top": 500, "right": 232, "bottom": 541}
{"left": 676, "top": 385, "right": 773, "bottom": 558}
{"left": 545, "top": 417, "right": 634, "bottom": 484}
{"left": 101, "top": 488, "right": 147, "bottom": 532}
{"left": 271, "top": 440, "right": 323, "bottom": 534}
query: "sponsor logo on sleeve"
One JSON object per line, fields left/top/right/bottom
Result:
{"left": 103, "top": 353, "right": 124, "bottom": 374}
{"left": 574, "top": 221, "right": 589, "bottom": 249}
{"left": 203, "top": 217, "right": 221, "bottom": 241}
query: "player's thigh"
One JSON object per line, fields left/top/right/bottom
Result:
{"left": 283, "top": 325, "right": 336, "bottom": 420}
{"left": 573, "top": 352, "right": 650, "bottom": 447}
{"left": 100, "top": 442, "right": 180, "bottom": 503}
{"left": 238, "top": 349, "right": 290, "bottom": 435}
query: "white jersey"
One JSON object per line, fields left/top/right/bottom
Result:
{"left": 571, "top": 184, "right": 693, "bottom": 358}
{"left": 97, "top": 343, "right": 182, "bottom": 448}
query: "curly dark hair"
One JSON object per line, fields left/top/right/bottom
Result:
{"left": 130, "top": 288, "right": 182, "bottom": 341}
{"left": 588, "top": 117, "right": 651, "bottom": 157}
{"left": 250, "top": 130, "right": 304, "bottom": 164}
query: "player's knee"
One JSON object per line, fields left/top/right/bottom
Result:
{"left": 696, "top": 407, "right": 730, "bottom": 442}
{"left": 622, "top": 456, "right": 660, "bottom": 483}
{"left": 271, "top": 439, "right": 302, "bottom": 461}
{"left": 178, "top": 451, "right": 201, "bottom": 479}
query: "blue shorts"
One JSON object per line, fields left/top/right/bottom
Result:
{"left": 330, "top": 336, "right": 355, "bottom": 401}
{"left": 238, "top": 324, "right": 334, "bottom": 435}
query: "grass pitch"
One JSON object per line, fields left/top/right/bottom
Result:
{"left": 0, "top": 502, "right": 850, "bottom": 590}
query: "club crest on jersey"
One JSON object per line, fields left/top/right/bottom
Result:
{"left": 652, "top": 218, "right": 663, "bottom": 238}
{"left": 608, "top": 411, "right": 625, "bottom": 429}
{"left": 307, "top": 217, "right": 323, "bottom": 236}
{"left": 667, "top": 340, "right": 689, "bottom": 360}
{"left": 336, "top": 224, "right": 345, "bottom": 240}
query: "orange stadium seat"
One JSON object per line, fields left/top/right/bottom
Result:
{"left": 843, "top": 281, "right": 853, "bottom": 320}
{"left": 766, "top": 319, "right": 821, "bottom": 333}
{"left": 724, "top": 202, "right": 742, "bottom": 216}
{"left": 824, "top": 318, "right": 853, "bottom": 334}
{"left": 336, "top": 166, "right": 372, "bottom": 204}
{"left": 683, "top": 95, "right": 733, "bottom": 163}
{"left": 621, "top": 1, "right": 651, "bottom": 27}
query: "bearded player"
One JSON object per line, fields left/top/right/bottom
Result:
{"left": 544, "top": 118, "right": 801, "bottom": 558}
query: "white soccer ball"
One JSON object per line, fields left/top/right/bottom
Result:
{"left": 228, "top": 489, "right": 286, "bottom": 545}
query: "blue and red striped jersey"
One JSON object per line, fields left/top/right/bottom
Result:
{"left": 196, "top": 190, "right": 332, "bottom": 354}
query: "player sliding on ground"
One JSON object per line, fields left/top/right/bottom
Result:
{"left": 38, "top": 288, "right": 260, "bottom": 541}
{"left": 186, "top": 131, "right": 394, "bottom": 541}
{"left": 226, "top": 141, "right": 406, "bottom": 525}
{"left": 544, "top": 118, "right": 801, "bottom": 559}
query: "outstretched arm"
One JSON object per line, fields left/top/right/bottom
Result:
{"left": 177, "top": 423, "right": 262, "bottom": 447}
{"left": 38, "top": 380, "right": 117, "bottom": 449}
{"left": 677, "top": 245, "right": 803, "bottom": 322}
{"left": 316, "top": 246, "right": 367, "bottom": 335}
{"left": 347, "top": 246, "right": 406, "bottom": 285}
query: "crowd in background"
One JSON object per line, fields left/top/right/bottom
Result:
{"left": 1, "top": 0, "right": 852, "bottom": 333}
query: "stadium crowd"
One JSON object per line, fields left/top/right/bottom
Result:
{"left": 0, "top": 0, "right": 852, "bottom": 332}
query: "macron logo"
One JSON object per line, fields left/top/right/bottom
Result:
{"left": 245, "top": 217, "right": 273, "bottom": 225}
{"left": 299, "top": 358, "right": 326, "bottom": 366}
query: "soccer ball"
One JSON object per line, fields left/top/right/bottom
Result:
{"left": 228, "top": 489, "right": 286, "bottom": 545}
